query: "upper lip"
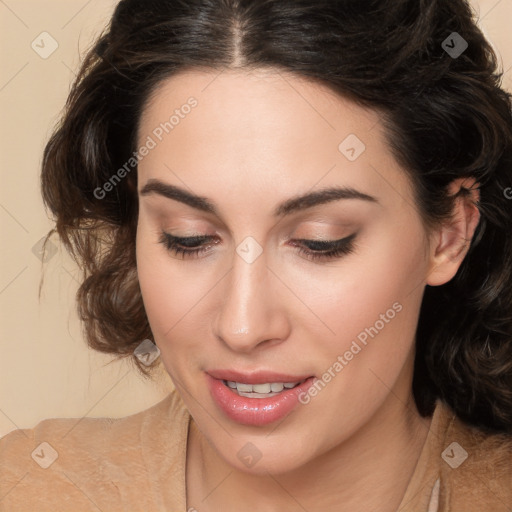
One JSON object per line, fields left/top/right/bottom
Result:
{"left": 207, "top": 369, "right": 314, "bottom": 384}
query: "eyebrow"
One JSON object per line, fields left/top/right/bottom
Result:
{"left": 139, "top": 178, "right": 378, "bottom": 217}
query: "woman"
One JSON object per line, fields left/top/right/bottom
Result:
{"left": 1, "top": 0, "right": 511, "bottom": 510}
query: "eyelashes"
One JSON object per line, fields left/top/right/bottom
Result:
{"left": 290, "top": 233, "right": 357, "bottom": 261}
{"left": 158, "top": 231, "right": 357, "bottom": 262}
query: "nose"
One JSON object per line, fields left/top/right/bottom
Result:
{"left": 212, "top": 247, "right": 291, "bottom": 353}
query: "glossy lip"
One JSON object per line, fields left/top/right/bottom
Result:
{"left": 207, "top": 369, "right": 314, "bottom": 384}
{"left": 206, "top": 372, "right": 316, "bottom": 426}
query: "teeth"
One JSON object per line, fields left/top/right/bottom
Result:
{"left": 236, "top": 383, "right": 253, "bottom": 392}
{"left": 225, "top": 380, "right": 304, "bottom": 395}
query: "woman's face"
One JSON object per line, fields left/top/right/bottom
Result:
{"left": 135, "top": 68, "right": 434, "bottom": 474}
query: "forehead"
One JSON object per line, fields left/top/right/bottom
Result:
{"left": 136, "top": 68, "right": 415, "bottom": 215}
{"left": 139, "top": 67, "right": 379, "bottom": 139}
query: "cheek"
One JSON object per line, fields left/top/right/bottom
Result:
{"left": 135, "top": 218, "right": 215, "bottom": 370}
{"left": 135, "top": 218, "right": 185, "bottom": 343}
{"left": 307, "top": 222, "right": 426, "bottom": 370}
{"left": 304, "top": 222, "right": 426, "bottom": 336}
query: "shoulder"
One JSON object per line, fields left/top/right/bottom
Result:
{"left": 434, "top": 402, "right": 512, "bottom": 511}
{"left": 0, "top": 389, "right": 189, "bottom": 512}
{"left": 0, "top": 390, "right": 183, "bottom": 460}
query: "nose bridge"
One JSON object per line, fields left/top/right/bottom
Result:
{"left": 213, "top": 238, "right": 288, "bottom": 351}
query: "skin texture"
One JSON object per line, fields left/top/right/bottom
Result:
{"left": 135, "top": 68, "right": 480, "bottom": 511}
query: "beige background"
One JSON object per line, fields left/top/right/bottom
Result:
{"left": 1, "top": 0, "right": 511, "bottom": 437}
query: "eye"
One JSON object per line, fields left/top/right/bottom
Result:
{"left": 158, "top": 231, "right": 357, "bottom": 261}
{"left": 290, "top": 233, "right": 357, "bottom": 261}
{"left": 158, "top": 233, "right": 218, "bottom": 259}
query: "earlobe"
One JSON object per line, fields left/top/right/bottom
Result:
{"left": 426, "top": 177, "right": 481, "bottom": 287}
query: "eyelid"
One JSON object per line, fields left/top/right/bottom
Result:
{"left": 163, "top": 232, "right": 352, "bottom": 246}
{"left": 291, "top": 232, "right": 357, "bottom": 247}
{"left": 158, "top": 231, "right": 357, "bottom": 262}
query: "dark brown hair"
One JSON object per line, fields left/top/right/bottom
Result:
{"left": 40, "top": 0, "right": 512, "bottom": 433}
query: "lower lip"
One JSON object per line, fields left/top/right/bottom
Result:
{"left": 206, "top": 373, "right": 316, "bottom": 426}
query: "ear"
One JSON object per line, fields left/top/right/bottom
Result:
{"left": 426, "top": 177, "right": 481, "bottom": 287}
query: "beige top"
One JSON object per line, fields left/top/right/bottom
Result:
{"left": 1, "top": 389, "right": 511, "bottom": 511}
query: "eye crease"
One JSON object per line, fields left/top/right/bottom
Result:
{"left": 158, "top": 231, "right": 357, "bottom": 262}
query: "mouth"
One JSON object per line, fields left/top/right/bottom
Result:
{"left": 206, "top": 371, "right": 317, "bottom": 426}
